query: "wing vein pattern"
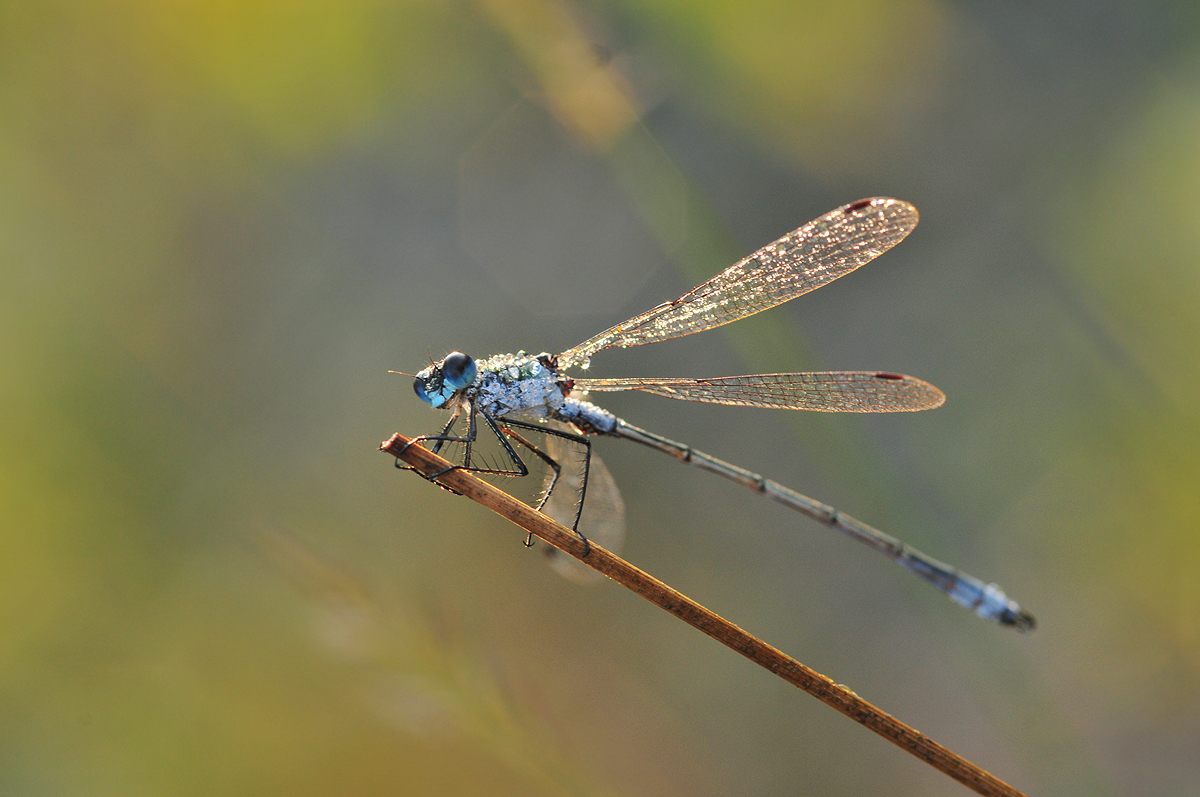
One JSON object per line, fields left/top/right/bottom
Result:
{"left": 557, "top": 197, "right": 919, "bottom": 369}
{"left": 572, "top": 372, "right": 946, "bottom": 412}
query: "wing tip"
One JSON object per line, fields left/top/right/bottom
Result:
{"left": 844, "top": 197, "right": 920, "bottom": 229}
{"left": 872, "top": 372, "right": 946, "bottom": 411}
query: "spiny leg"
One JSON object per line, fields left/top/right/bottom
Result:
{"left": 428, "top": 408, "right": 462, "bottom": 456}
{"left": 422, "top": 405, "right": 534, "bottom": 481}
{"left": 395, "top": 404, "right": 516, "bottom": 484}
{"left": 394, "top": 409, "right": 468, "bottom": 492}
{"left": 501, "top": 418, "right": 594, "bottom": 555}
{"left": 472, "top": 410, "right": 531, "bottom": 478}
{"left": 501, "top": 429, "right": 561, "bottom": 512}
{"left": 396, "top": 403, "right": 536, "bottom": 482}
{"left": 394, "top": 407, "right": 463, "bottom": 466}
{"left": 497, "top": 428, "right": 556, "bottom": 550}
{"left": 397, "top": 408, "right": 593, "bottom": 557}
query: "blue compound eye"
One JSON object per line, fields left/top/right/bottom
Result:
{"left": 413, "top": 377, "right": 431, "bottom": 404}
{"left": 441, "top": 352, "right": 476, "bottom": 390}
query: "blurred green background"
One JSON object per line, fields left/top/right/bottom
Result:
{"left": 2, "top": 0, "right": 1198, "bottom": 794}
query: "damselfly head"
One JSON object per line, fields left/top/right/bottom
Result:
{"left": 413, "top": 352, "right": 477, "bottom": 408}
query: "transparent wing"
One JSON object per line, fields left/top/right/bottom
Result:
{"left": 557, "top": 198, "right": 918, "bottom": 369}
{"left": 572, "top": 371, "right": 945, "bottom": 412}
{"left": 539, "top": 429, "right": 626, "bottom": 585}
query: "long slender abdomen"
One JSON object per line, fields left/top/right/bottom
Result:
{"left": 556, "top": 399, "right": 618, "bottom": 434}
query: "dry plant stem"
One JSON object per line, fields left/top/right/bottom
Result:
{"left": 381, "top": 433, "right": 1030, "bottom": 797}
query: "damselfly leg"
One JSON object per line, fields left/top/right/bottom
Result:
{"left": 395, "top": 404, "right": 595, "bottom": 541}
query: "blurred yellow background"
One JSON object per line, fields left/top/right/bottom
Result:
{"left": 2, "top": 1, "right": 1198, "bottom": 794}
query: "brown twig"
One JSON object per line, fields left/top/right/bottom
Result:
{"left": 381, "top": 432, "right": 1030, "bottom": 797}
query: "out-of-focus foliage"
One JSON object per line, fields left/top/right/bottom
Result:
{"left": 618, "top": 0, "right": 951, "bottom": 169}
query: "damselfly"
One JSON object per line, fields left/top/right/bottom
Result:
{"left": 396, "top": 197, "right": 1034, "bottom": 631}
